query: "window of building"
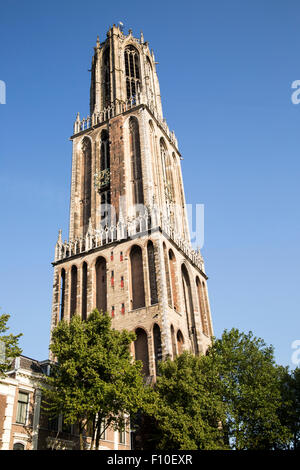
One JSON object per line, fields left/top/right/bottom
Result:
{"left": 119, "top": 428, "right": 126, "bottom": 444}
{"left": 181, "top": 265, "right": 198, "bottom": 355}
{"left": 60, "top": 268, "right": 65, "bottom": 321}
{"left": 153, "top": 324, "right": 162, "bottom": 376}
{"left": 82, "top": 262, "right": 88, "bottom": 321}
{"left": 70, "top": 265, "right": 78, "bottom": 318}
{"left": 129, "top": 117, "right": 144, "bottom": 207}
{"left": 81, "top": 137, "right": 92, "bottom": 234}
{"left": 124, "top": 46, "right": 140, "bottom": 100}
{"left": 177, "top": 330, "right": 184, "bottom": 355}
{"left": 13, "top": 442, "right": 25, "bottom": 450}
{"left": 145, "top": 57, "right": 155, "bottom": 106}
{"left": 134, "top": 328, "right": 150, "bottom": 376}
{"left": 147, "top": 241, "right": 158, "bottom": 305}
{"left": 16, "top": 392, "right": 29, "bottom": 425}
{"left": 163, "top": 243, "right": 172, "bottom": 308}
{"left": 99, "top": 130, "right": 111, "bottom": 227}
{"left": 130, "top": 245, "right": 145, "bottom": 309}
{"left": 96, "top": 257, "right": 107, "bottom": 313}
{"left": 102, "top": 47, "right": 110, "bottom": 107}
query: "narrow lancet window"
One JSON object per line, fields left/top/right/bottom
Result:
{"left": 181, "top": 265, "right": 198, "bottom": 354}
{"left": 82, "top": 262, "right": 88, "bottom": 321}
{"left": 153, "top": 324, "right": 162, "bottom": 376}
{"left": 102, "top": 48, "right": 110, "bottom": 108}
{"left": 70, "top": 265, "right": 78, "bottom": 318}
{"left": 60, "top": 269, "right": 66, "bottom": 321}
{"left": 96, "top": 257, "right": 107, "bottom": 313}
{"left": 124, "top": 46, "right": 140, "bottom": 100}
{"left": 99, "top": 130, "right": 111, "bottom": 226}
{"left": 129, "top": 117, "right": 144, "bottom": 207}
{"left": 134, "top": 328, "right": 150, "bottom": 376}
{"left": 81, "top": 138, "right": 92, "bottom": 234}
{"left": 147, "top": 241, "right": 158, "bottom": 305}
{"left": 130, "top": 245, "right": 145, "bottom": 310}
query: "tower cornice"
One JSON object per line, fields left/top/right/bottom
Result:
{"left": 71, "top": 102, "right": 180, "bottom": 155}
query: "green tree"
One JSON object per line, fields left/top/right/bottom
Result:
{"left": 42, "top": 309, "right": 146, "bottom": 450}
{"left": 145, "top": 328, "right": 292, "bottom": 450}
{"left": 143, "top": 352, "right": 227, "bottom": 450}
{"left": 0, "top": 312, "right": 22, "bottom": 376}
{"left": 277, "top": 367, "right": 300, "bottom": 449}
{"left": 206, "top": 328, "right": 291, "bottom": 450}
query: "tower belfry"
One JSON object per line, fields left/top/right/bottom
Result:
{"left": 51, "top": 25, "right": 213, "bottom": 379}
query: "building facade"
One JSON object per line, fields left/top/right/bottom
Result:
{"left": 0, "top": 356, "right": 130, "bottom": 450}
{"left": 51, "top": 25, "right": 213, "bottom": 383}
{"left": 0, "top": 356, "right": 45, "bottom": 450}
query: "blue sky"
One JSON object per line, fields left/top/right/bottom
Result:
{"left": 0, "top": 0, "right": 299, "bottom": 368}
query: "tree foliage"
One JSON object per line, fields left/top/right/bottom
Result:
{"left": 143, "top": 352, "right": 227, "bottom": 450}
{"left": 42, "top": 317, "right": 299, "bottom": 451}
{"left": 42, "top": 309, "right": 146, "bottom": 450}
{"left": 205, "top": 328, "right": 291, "bottom": 450}
{"left": 145, "top": 328, "right": 293, "bottom": 450}
{"left": 277, "top": 366, "right": 300, "bottom": 449}
{"left": 0, "top": 313, "right": 22, "bottom": 376}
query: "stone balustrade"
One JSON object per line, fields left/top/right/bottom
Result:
{"left": 73, "top": 96, "right": 178, "bottom": 149}
{"left": 54, "top": 208, "right": 205, "bottom": 273}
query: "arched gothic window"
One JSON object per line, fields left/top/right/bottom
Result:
{"left": 81, "top": 138, "right": 92, "bottom": 234}
{"left": 130, "top": 245, "right": 145, "bottom": 310}
{"left": 160, "top": 139, "right": 174, "bottom": 222}
{"left": 82, "top": 262, "right": 88, "bottom": 321}
{"left": 60, "top": 269, "right": 66, "bottom": 321}
{"left": 149, "top": 121, "right": 157, "bottom": 188}
{"left": 134, "top": 328, "right": 149, "bottom": 376}
{"left": 129, "top": 117, "right": 144, "bottom": 207}
{"left": 95, "top": 257, "right": 107, "bottom": 313}
{"left": 102, "top": 48, "right": 110, "bottom": 108}
{"left": 70, "top": 265, "right": 78, "bottom": 318}
{"left": 147, "top": 241, "right": 158, "bottom": 305}
{"left": 169, "top": 250, "right": 178, "bottom": 311}
{"left": 145, "top": 57, "right": 155, "bottom": 106}
{"left": 173, "top": 152, "right": 185, "bottom": 232}
{"left": 163, "top": 243, "right": 172, "bottom": 308}
{"left": 99, "top": 130, "right": 111, "bottom": 226}
{"left": 100, "top": 130, "right": 110, "bottom": 172}
{"left": 124, "top": 46, "right": 140, "bottom": 100}
{"left": 181, "top": 265, "right": 198, "bottom": 354}
{"left": 196, "top": 277, "right": 208, "bottom": 336}
{"left": 13, "top": 443, "right": 25, "bottom": 451}
{"left": 165, "top": 153, "right": 174, "bottom": 201}
{"left": 160, "top": 139, "right": 167, "bottom": 182}
{"left": 153, "top": 324, "right": 162, "bottom": 375}
{"left": 177, "top": 330, "right": 184, "bottom": 355}
{"left": 170, "top": 324, "right": 177, "bottom": 358}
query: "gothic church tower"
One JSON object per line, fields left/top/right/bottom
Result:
{"left": 50, "top": 25, "right": 213, "bottom": 379}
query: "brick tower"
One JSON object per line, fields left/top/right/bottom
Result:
{"left": 50, "top": 25, "right": 213, "bottom": 380}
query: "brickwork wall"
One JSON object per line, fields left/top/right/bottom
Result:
{"left": 51, "top": 229, "right": 212, "bottom": 368}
